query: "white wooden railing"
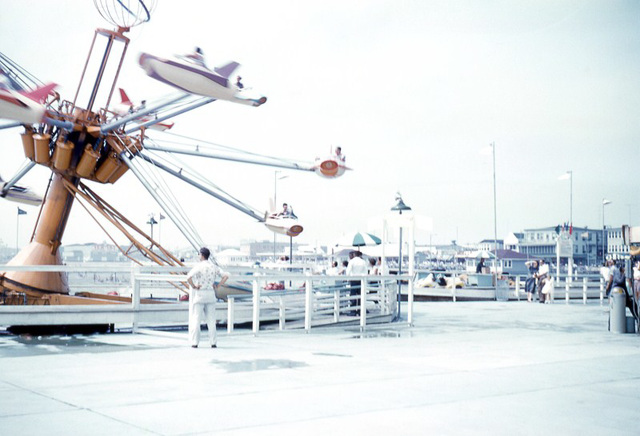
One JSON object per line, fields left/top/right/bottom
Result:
{"left": 0, "top": 264, "right": 408, "bottom": 332}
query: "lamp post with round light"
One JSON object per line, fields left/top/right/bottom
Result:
{"left": 602, "top": 199, "right": 612, "bottom": 263}
{"left": 391, "top": 194, "right": 411, "bottom": 318}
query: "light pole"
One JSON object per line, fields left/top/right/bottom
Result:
{"left": 391, "top": 194, "right": 411, "bottom": 318}
{"left": 491, "top": 143, "right": 498, "bottom": 280}
{"left": 602, "top": 199, "right": 611, "bottom": 263}
{"left": 559, "top": 170, "right": 573, "bottom": 231}
{"left": 147, "top": 214, "right": 158, "bottom": 240}
{"left": 273, "top": 171, "right": 288, "bottom": 262}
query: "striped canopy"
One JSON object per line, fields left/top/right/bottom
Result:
{"left": 337, "top": 232, "right": 382, "bottom": 247}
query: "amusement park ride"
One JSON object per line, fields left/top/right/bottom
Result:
{"left": 0, "top": 1, "right": 349, "bottom": 306}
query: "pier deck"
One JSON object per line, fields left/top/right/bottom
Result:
{"left": 1, "top": 301, "right": 639, "bottom": 435}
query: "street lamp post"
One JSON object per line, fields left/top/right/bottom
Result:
{"left": 273, "top": 171, "right": 288, "bottom": 262}
{"left": 491, "top": 143, "right": 498, "bottom": 282}
{"left": 559, "top": 170, "right": 573, "bottom": 230}
{"left": 602, "top": 199, "right": 612, "bottom": 263}
{"left": 391, "top": 194, "right": 411, "bottom": 319}
{"left": 147, "top": 214, "right": 158, "bottom": 240}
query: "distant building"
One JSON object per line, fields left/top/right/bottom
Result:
{"left": 61, "top": 242, "right": 125, "bottom": 262}
{"left": 478, "top": 239, "right": 504, "bottom": 252}
{"left": 240, "top": 239, "right": 300, "bottom": 261}
{"left": 519, "top": 226, "right": 602, "bottom": 266}
{"left": 461, "top": 249, "right": 529, "bottom": 277}
{"left": 607, "top": 227, "right": 629, "bottom": 260}
{"left": 504, "top": 233, "right": 523, "bottom": 252}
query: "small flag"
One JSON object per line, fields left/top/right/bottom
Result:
{"left": 17, "top": 207, "right": 27, "bottom": 215}
{"left": 159, "top": 213, "right": 166, "bottom": 220}
{"left": 569, "top": 223, "right": 573, "bottom": 235}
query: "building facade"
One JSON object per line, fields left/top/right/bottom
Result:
{"left": 607, "top": 227, "right": 630, "bottom": 260}
{"left": 518, "top": 226, "right": 603, "bottom": 266}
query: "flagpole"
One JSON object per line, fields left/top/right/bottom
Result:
{"left": 569, "top": 171, "right": 573, "bottom": 232}
{"left": 16, "top": 207, "right": 26, "bottom": 253}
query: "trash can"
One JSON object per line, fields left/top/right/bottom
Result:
{"left": 626, "top": 316, "right": 636, "bottom": 334}
{"left": 609, "top": 287, "right": 626, "bottom": 333}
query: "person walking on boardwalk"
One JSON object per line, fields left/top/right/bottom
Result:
{"left": 535, "top": 259, "right": 549, "bottom": 303}
{"left": 346, "top": 251, "right": 368, "bottom": 315}
{"left": 525, "top": 260, "right": 539, "bottom": 302}
{"left": 187, "top": 247, "right": 228, "bottom": 348}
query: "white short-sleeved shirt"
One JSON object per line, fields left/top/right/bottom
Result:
{"left": 187, "top": 261, "right": 224, "bottom": 290}
{"left": 346, "top": 257, "right": 368, "bottom": 276}
{"left": 538, "top": 263, "right": 549, "bottom": 277}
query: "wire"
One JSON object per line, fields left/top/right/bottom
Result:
{"left": 115, "top": 133, "right": 204, "bottom": 248}
{"left": 144, "top": 141, "right": 263, "bottom": 217}
{"left": 149, "top": 130, "right": 306, "bottom": 167}
{"left": 0, "top": 52, "right": 45, "bottom": 91}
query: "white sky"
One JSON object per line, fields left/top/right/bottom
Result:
{"left": 0, "top": 0, "right": 639, "bottom": 252}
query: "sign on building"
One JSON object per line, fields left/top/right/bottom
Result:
{"left": 556, "top": 237, "right": 573, "bottom": 258}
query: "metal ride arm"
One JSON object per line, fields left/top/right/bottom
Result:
{"left": 138, "top": 152, "right": 265, "bottom": 222}
{"left": 124, "top": 96, "right": 215, "bottom": 134}
{"left": 0, "top": 122, "right": 22, "bottom": 130}
{"left": 0, "top": 160, "right": 36, "bottom": 196}
{"left": 143, "top": 143, "right": 317, "bottom": 173}
{"left": 63, "top": 180, "right": 184, "bottom": 268}
{"left": 100, "top": 93, "right": 192, "bottom": 134}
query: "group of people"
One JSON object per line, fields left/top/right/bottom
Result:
{"left": 601, "top": 259, "right": 639, "bottom": 322}
{"left": 524, "top": 259, "right": 551, "bottom": 303}
{"left": 525, "top": 257, "right": 640, "bottom": 320}
{"left": 325, "top": 252, "right": 383, "bottom": 277}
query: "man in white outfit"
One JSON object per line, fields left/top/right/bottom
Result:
{"left": 187, "top": 247, "right": 228, "bottom": 348}
{"left": 346, "top": 251, "right": 368, "bottom": 315}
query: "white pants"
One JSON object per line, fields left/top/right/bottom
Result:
{"left": 189, "top": 290, "right": 217, "bottom": 346}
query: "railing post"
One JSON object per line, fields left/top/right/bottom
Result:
{"left": 360, "top": 277, "right": 367, "bottom": 331}
{"left": 381, "top": 278, "right": 388, "bottom": 315}
{"left": 565, "top": 277, "right": 570, "bottom": 304}
{"left": 227, "top": 296, "right": 235, "bottom": 333}
{"left": 305, "top": 277, "right": 313, "bottom": 333}
{"left": 600, "top": 277, "right": 604, "bottom": 306}
{"left": 279, "top": 296, "right": 286, "bottom": 331}
{"left": 131, "top": 265, "right": 140, "bottom": 333}
{"left": 582, "top": 277, "right": 588, "bottom": 305}
{"left": 252, "top": 279, "right": 260, "bottom": 336}
{"left": 408, "top": 274, "right": 414, "bottom": 326}
{"left": 452, "top": 278, "right": 457, "bottom": 303}
{"left": 515, "top": 277, "right": 521, "bottom": 301}
{"left": 333, "top": 285, "right": 340, "bottom": 322}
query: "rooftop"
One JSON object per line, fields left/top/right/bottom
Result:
{"left": 1, "top": 301, "right": 638, "bottom": 435}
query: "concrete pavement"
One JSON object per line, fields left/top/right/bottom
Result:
{"left": 1, "top": 301, "right": 639, "bottom": 435}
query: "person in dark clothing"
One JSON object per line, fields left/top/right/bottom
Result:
{"left": 608, "top": 264, "right": 638, "bottom": 321}
{"left": 525, "top": 260, "right": 539, "bottom": 302}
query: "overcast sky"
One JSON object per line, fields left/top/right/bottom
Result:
{"left": 0, "top": 0, "right": 638, "bottom": 252}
